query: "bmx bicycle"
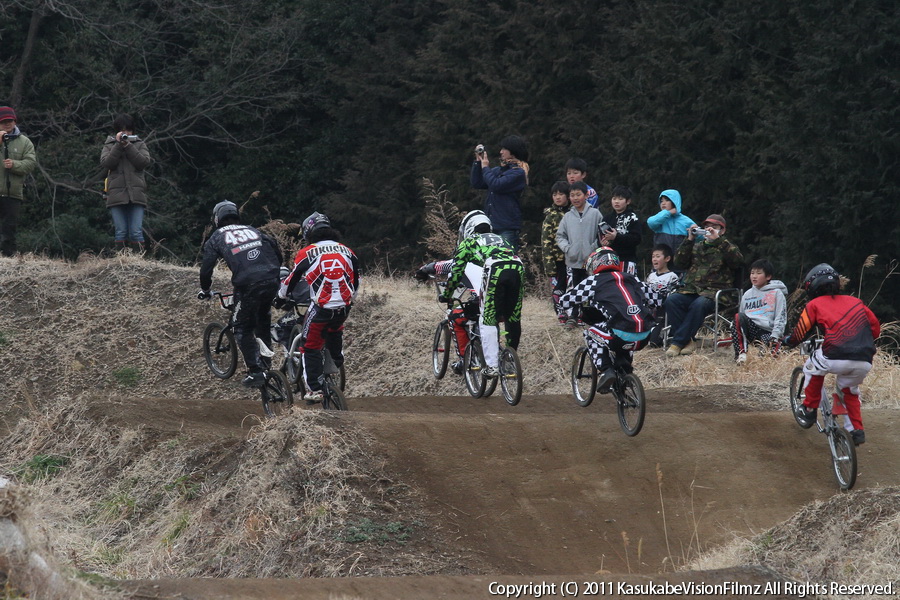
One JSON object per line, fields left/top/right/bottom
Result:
{"left": 284, "top": 331, "right": 348, "bottom": 411}
{"left": 200, "top": 291, "right": 293, "bottom": 417}
{"left": 789, "top": 338, "right": 857, "bottom": 490}
{"left": 570, "top": 330, "right": 646, "bottom": 437}
{"left": 432, "top": 280, "right": 521, "bottom": 405}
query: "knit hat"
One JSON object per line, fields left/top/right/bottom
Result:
{"left": 702, "top": 214, "right": 726, "bottom": 230}
{"left": 0, "top": 107, "right": 16, "bottom": 122}
{"left": 499, "top": 135, "right": 529, "bottom": 162}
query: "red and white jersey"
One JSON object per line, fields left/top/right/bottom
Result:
{"left": 283, "top": 240, "right": 360, "bottom": 309}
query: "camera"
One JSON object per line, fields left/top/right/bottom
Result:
{"left": 121, "top": 134, "right": 139, "bottom": 143}
{"left": 690, "top": 226, "right": 706, "bottom": 238}
{"left": 1, "top": 133, "right": 9, "bottom": 142}
{"left": 475, "top": 144, "right": 485, "bottom": 155}
{"left": 599, "top": 222, "right": 614, "bottom": 235}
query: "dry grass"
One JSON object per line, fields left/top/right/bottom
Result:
{"left": 0, "top": 397, "right": 456, "bottom": 581}
{"left": 689, "top": 486, "right": 900, "bottom": 599}
{"left": 0, "top": 254, "right": 897, "bottom": 594}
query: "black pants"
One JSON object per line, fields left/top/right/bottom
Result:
{"left": 0, "top": 196, "right": 21, "bottom": 257}
{"left": 233, "top": 281, "right": 279, "bottom": 373}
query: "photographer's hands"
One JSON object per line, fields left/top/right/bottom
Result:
{"left": 474, "top": 144, "right": 489, "bottom": 167}
{"left": 116, "top": 131, "right": 130, "bottom": 146}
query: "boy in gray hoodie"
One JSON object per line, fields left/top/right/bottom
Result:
{"left": 731, "top": 259, "right": 787, "bottom": 363}
{"left": 556, "top": 181, "right": 602, "bottom": 326}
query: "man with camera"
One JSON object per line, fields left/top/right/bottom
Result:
{"left": 100, "top": 113, "right": 152, "bottom": 252}
{"left": 0, "top": 106, "right": 37, "bottom": 257}
{"left": 664, "top": 214, "right": 744, "bottom": 357}
{"left": 470, "top": 135, "right": 529, "bottom": 252}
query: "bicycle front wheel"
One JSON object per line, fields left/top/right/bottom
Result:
{"left": 322, "top": 379, "right": 348, "bottom": 411}
{"left": 203, "top": 322, "right": 237, "bottom": 379}
{"left": 499, "top": 347, "right": 523, "bottom": 406}
{"left": 615, "top": 373, "right": 646, "bottom": 437}
{"left": 262, "top": 370, "right": 294, "bottom": 418}
{"left": 432, "top": 321, "right": 451, "bottom": 379}
{"left": 464, "top": 341, "right": 488, "bottom": 398}
{"left": 571, "top": 347, "right": 597, "bottom": 407}
{"left": 829, "top": 427, "right": 857, "bottom": 490}
{"left": 789, "top": 366, "right": 814, "bottom": 429}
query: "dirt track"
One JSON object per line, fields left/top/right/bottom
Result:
{"left": 120, "top": 387, "right": 900, "bottom": 599}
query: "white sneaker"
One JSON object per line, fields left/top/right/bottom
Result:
{"left": 736, "top": 352, "right": 747, "bottom": 365}
{"left": 483, "top": 366, "right": 499, "bottom": 378}
{"left": 303, "top": 390, "right": 324, "bottom": 404}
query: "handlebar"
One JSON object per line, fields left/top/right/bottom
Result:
{"left": 800, "top": 338, "right": 823, "bottom": 357}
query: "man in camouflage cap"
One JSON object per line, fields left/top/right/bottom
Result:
{"left": 664, "top": 213, "right": 744, "bottom": 357}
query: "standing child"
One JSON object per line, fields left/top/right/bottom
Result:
{"left": 599, "top": 185, "right": 642, "bottom": 276}
{"left": 542, "top": 181, "right": 571, "bottom": 325}
{"left": 565, "top": 158, "right": 599, "bottom": 209}
{"left": 784, "top": 264, "right": 880, "bottom": 446}
{"left": 646, "top": 189, "right": 696, "bottom": 260}
{"left": 731, "top": 259, "right": 787, "bottom": 364}
{"left": 643, "top": 244, "right": 680, "bottom": 346}
{"left": 556, "top": 181, "right": 602, "bottom": 327}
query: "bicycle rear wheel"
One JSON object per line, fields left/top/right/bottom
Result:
{"left": 789, "top": 366, "right": 814, "bottom": 429}
{"left": 203, "top": 322, "right": 237, "bottom": 379}
{"left": 464, "top": 341, "right": 488, "bottom": 398}
{"left": 432, "top": 321, "right": 451, "bottom": 379}
{"left": 829, "top": 427, "right": 857, "bottom": 490}
{"left": 499, "top": 347, "right": 522, "bottom": 406}
{"left": 615, "top": 373, "right": 646, "bottom": 437}
{"left": 571, "top": 347, "right": 597, "bottom": 407}
{"left": 261, "top": 370, "right": 293, "bottom": 417}
{"left": 322, "top": 379, "right": 348, "bottom": 411}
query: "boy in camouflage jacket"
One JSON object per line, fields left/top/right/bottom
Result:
{"left": 664, "top": 214, "right": 744, "bottom": 357}
{"left": 541, "top": 181, "right": 570, "bottom": 324}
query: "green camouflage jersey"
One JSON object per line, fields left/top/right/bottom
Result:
{"left": 675, "top": 236, "right": 744, "bottom": 298}
{"left": 541, "top": 205, "right": 566, "bottom": 271}
{"left": 445, "top": 233, "right": 518, "bottom": 292}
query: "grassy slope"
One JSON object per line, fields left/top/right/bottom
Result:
{"left": 0, "top": 255, "right": 897, "bottom": 594}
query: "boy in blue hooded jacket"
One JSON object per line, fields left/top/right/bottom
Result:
{"left": 646, "top": 189, "right": 696, "bottom": 259}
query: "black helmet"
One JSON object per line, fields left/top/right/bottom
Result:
{"left": 803, "top": 263, "right": 840, "bottom": 298}
{"left": 585, "top": 246, "right": 622, "bottom": 274}
{"left": 302, "top": 211, "right": 330, "bottom": 240}
{"left": 213, "top": 200, "right": 239, "bottom": 227}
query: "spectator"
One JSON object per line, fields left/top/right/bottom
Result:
{"left": 646, "top": 189, "right": 696, "bottom": 260}
{"left": 556, "top": 181, "right": 602, "bottom": 327}
{"left": 0, "top": 106, "right": 37, "bottom": 257}
{"left": 100, "top": 113, "right": 152, "bottom": 252}
{"left": 664, "top": 214, "right": 744, "bottom": 357}
{"left": 732, "top": 259, "right": 788, "bottom": 364}
{"left": 643, "top": 243, "right": 679, "bottom": 347}
{"left": 541, "top": 180, "right": 570, "bottom": 325}
{"left": 565, "top": 158, "right": 599, "bottom": 208}
{"left": 470, "top": 135, "right": 529, "bottom": 251}
{"left": 599, "top": 185, "right": 642, "bottom": 276}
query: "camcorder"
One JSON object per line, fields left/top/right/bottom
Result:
{"left": 475, "top": 144, "right": 486, "bottom": 156}
{"left": 690, "top": 226, "right": 707, "bottom": 238}
{"left": 1, "top": 133, "right": 10, "bottom": 142}
{"left": 121, "top": 135, "right": 139, "bottom": 142}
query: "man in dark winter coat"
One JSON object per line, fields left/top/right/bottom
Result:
{"left": 470, "top": 135, "right": 529, "bottom": 251}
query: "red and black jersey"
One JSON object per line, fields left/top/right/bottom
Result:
{"left": 789, "top": 295, "right": 880, "bottom": 362}
{"left": 284, "top": 240, "right": 359, "bottom": 309}
{"left": 559, "top": 271, "right": 654, "bottom": 333}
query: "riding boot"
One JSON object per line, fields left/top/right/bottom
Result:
{"left": 842, "top": 387, "right": 864, "bottom": 431}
